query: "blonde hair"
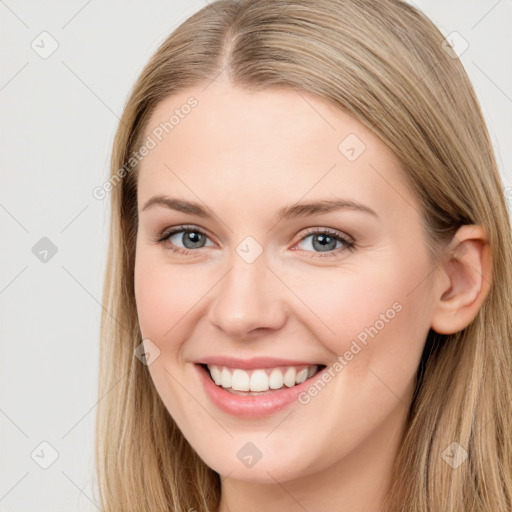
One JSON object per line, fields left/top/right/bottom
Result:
{"left": 95, "top": 0, "right": 512, "bottom": 510}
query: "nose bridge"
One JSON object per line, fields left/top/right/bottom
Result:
{"left": 207, "top": 237, "right": 287, "bottom": 336}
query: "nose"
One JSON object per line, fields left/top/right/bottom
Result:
{"left": 207, "top": 248, "right": 288, "bottom": 338}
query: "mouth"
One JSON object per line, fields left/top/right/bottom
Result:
{"left": 199, "top": 363, "right": 327, "bottom": 396}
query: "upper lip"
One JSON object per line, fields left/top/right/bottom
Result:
{"left": 195, "top": 356, "right": 324, "bottom": 370}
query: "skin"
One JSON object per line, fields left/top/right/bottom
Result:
{"left": 133, "top": 76, "right": 491, "bottom": 511}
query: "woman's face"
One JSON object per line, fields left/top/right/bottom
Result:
{"left": 134, "top": 80, "right": 437, "bottom": 483}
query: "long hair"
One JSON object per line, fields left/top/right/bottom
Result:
{"left": 95, "top": 1, "right": 512, "bottom": 510}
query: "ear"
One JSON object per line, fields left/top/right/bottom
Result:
{"left": 430, "top": 225, "right": 492, "bottom": 335}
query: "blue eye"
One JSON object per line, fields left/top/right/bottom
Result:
{"left": 297, "top": 228, "right": 356, "bottom": 258}
{"left": 155, "top": 225, "right": 356, "bottom": 258}
{"left": 155, "top": 225, "right": 213, "bottom": 255}
{"left": 294, "top": 228, "right": 355, "bottom": 257}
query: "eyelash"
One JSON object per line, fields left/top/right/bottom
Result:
{"left": 153, "top": 225, "right": 356, "bottom": 258}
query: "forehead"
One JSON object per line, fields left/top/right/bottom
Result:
{"left": 137, "top": 82, "right": 416, "bottom": 220}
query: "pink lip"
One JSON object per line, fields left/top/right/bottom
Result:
{"left": 194, "top": 363, "right": 326, "bottom": 418}
{"left": 195, "top": 356, "right": 322, "bottom": 370}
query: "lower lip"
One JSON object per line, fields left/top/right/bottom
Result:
{"left": 195, "top": 363, "right": 323, "bottom": 419}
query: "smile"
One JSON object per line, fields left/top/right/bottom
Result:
{"left": 195, "top": 362, "right": 327, "bottom": 418}
{"left": 205, "top": 364, "right": 323, "bottom": 393}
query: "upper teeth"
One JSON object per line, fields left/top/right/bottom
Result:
{"left": 207, "top": 364, "right": 319, "bottom": 392}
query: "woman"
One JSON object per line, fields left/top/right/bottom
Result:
{"left": 95, "top": 0, "right": 512, "bottom": 510}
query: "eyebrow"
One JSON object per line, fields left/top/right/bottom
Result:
{"left": 141, "top": 195, "right": 378, "bottom": 221}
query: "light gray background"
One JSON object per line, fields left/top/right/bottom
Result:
{"left": 1, "top": 1, "right": 510, "bottom": 510}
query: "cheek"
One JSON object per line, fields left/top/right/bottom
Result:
{"left": 134, "top": 249, "right": 203, "bottom": 341}
{"left": 284, "top": 255, "right": 432, "bottom": 381}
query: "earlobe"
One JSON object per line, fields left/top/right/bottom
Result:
{"left": 430, "top": 225, "right": 492, "bottom": 335}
